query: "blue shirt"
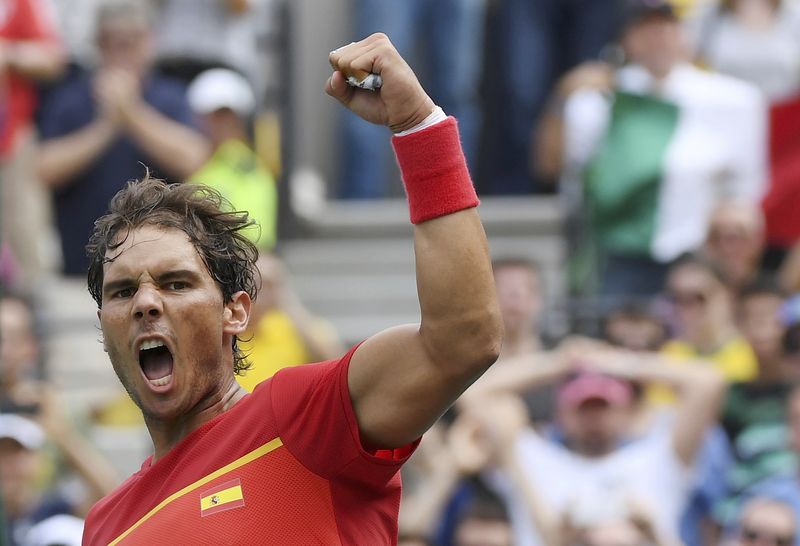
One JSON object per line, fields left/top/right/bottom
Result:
{"left": 39, "top": 72, "right": 197, "bottom": 275}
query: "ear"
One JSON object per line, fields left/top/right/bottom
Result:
{"left": 97, "top": 309, "right": 109, "bottom": 353}
{"left": 222, "top": 291, "right": 252, "bottom": 336}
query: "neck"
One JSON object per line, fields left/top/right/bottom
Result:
{"left": 687, "top": 321, "right": 733, "bottom": 353}
{"left": 147, "top": 378, "right": 247, "bottom": 463}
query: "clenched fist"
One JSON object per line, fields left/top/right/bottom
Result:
{"left": 326, "top": 33, "right": 435, "bottom": 134}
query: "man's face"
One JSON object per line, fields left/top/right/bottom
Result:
{"left": 493, "top": 265, "right": 541, "bottom": 337}
{"left": 0, "top": 299, "right": 38, "bottom": 385}
{"left": 622, "top": 15, "right": 684, "bottom": 78}
{"left": 454, "top": 518, "right": 513, "bottom": 546}
{"left": 559, "top": 399, "right": 629, "bottom": 457}
{"left": 667, "top": 265, "right": 726, "bottom": 334}
{"left": 98, "top": 225, "right": 245, "bottom": 423}
{"left": 606, "top": 315, "right": 665, "bottom": 352}
{"left": 97, "top": 19, "right": 153, "bottom": 75}
{"left": 738, "top": 294, "right": 785, "bottom": 365}
{"left": 706, "top": 211, "right": 763, "bottom": 284}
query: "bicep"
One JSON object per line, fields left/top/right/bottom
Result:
{"left": 348, "top": 324, "right": 476, "bottom": 449}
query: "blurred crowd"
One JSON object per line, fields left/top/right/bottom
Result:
{"left": 2, "top": 0, "right": 800, "bottom": 545}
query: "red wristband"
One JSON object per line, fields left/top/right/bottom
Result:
{"left": 391, "top": 117, "right": 479, "bottom": 224}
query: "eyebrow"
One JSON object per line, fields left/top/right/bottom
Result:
{"left": 102, "top": 269, "right": 203, "bottom": 297}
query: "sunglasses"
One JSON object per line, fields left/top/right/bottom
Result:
{"left": 741, "top": 526, "right": 795, "bottom": 546}
{"left": 668, "top": 290, "right": 708, "bottom": 307}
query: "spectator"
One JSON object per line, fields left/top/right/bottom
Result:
{"left": 536, "top": 0, "right": 766, "bottom": 298}
{"left": 493, "top": 259, "right": 544, "bottom": 358}
{"left": 0, "top": 295, "right": 118, "bottom": 525}
{"left": 36, "top": 0, "right": 209, "bottom": 276}
{"left": 777, "top": 243, "right": 800, "bottom": 294}
{"left": 689, "top": 0, "right": 800, "bottom": 102}
{"left": 704, "top": 201, "right": 767, "bottom": 293}
{"left": 726, "top": 498, "right": 798, "bottom": 546}
{"left": 660, "top": 254, "right": 758, "bottom": 389}
{"left": 604, "top": 301, "right": 669, "bottom": 352}
{"left": 464, "top": 341, "right": 727, "bottom": 546}
{"left": 187, "top": 68, "right": 277, "bottom": 250}
{"left": 0, "top": 295, "right": 40, "bottom": 413}
{"left": 236, "top": 253, "right": 343, "bottom": 392}
{"left": 714, "top": 281, "right": 796, "bottom": 524}
{"left": 480, "top": 0, "right": 621, "bottom": 195}
{"left": 339, "top": 0, "right": 485, "bottom": 198}
{"left": 0, "top": 0, "right": 64, "bottom": 280}
{"left": 0, "top": 411, "right": 111, "bottom": 546}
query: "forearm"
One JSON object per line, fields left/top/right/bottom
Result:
{"left": 500, "top": 447, "right": 560, "bottom": 546}
{"left": 399, "top": 462, "right": 460, "bottom": 536}
{"left": 38, "top": 119, "right": 117, "bottom": 189}
{"left": 46, "top": 425, "right": 119, "bottom": 502}
{"left": 123, "top": 102, "right": 210, "bottom": 180}
{"left": 531, "top": 106, "right": 565, "bottom": 181}
{"left": 628, "top": 353, "right": 727, "bottom": 464}
{"left": 414, "top": 209, "right": 502, "bottom": 371}
{"left": 7, "top": 40, "right": 64, "bottom": 81}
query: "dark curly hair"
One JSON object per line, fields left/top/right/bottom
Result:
{"left": 86, "top": 174, "right": 259, "bottom": 375}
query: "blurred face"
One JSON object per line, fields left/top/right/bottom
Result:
{"left": 559, "top": 399, "right": 630, "bottom": 457}
{"left": 738, "top": 501, "right": 796, "bottom": 546}
{"left": 494, "top": 265, "right": 541, "bottom": 338}
{"left": 667, "top": 265, "right": 728, "bottom": 335}
{"left": 97, "top": 19, "right": 153, "bottom": 75}
{"left": 738, "top": 294, "right": 785, "bottom": 365}
{"left": 455, "top": 519, "right": 513, "bottom": 546}
{"left": 98, "top": 225, "right": 248, "bottom": 423}
{"left": 622, "top": 15, "right": 684, "bottom": 79}
{"left": 0, "top": 299, "right": 38, "bottom": 385}
{"left": 706, "top": 210, "right": 764, "bottom": 286}
{"left": 200, "top": 108, "right": 247, "bottom": 147}
{"left": 606, "top": 315, "right": 666, "bottom": 351}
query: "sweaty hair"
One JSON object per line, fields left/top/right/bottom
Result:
{"left": 86, "top": 174, "right": 259, "bottom": 375}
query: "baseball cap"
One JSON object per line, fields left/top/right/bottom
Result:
{"left": 557, "top": 373, "right": 633, "bottom": 409}
{"left": 0, "top": 413, "right": 45, "bottom": 450}
{"left": 622, "top": 0, "right": 677, "bottom": 27}
{"left": 23, "top": 514, "right": 84, "bottom": 546}
{"left": 187, "top": 68, "right": 256, "bottom": 118}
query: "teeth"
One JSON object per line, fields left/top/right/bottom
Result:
{"left": 140, "top": 339, "right": 165, "bottom": 351}
{"left": 149, "top": 374, "right": 172, "bottom": 387}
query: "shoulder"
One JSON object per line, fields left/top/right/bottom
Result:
{"left": 673, "top": 64, "right": 764, "bottom": 108}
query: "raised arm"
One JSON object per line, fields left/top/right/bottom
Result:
{"left": 586, "top": 349, "right": 727, "bottom": 467}
{"left": 326, "top": 34, "right": 503, "bottom": 449}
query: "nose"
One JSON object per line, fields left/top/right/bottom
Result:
{"left": 131, "top": 285, "right": 163, "bottom": 320}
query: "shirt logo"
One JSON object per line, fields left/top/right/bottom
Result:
{"left": 200, "top": 478, "right": 245, "bottom": 517}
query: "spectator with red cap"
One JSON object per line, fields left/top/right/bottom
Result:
{"left": 463, "top": 340, "right": 726, "bottom": 546}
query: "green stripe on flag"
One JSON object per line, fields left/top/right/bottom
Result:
{"left": 585, "top": 91, "right": 679, "bottom": 256}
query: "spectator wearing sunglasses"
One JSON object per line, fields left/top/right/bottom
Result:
{"left": 653, "top": 254, "right": 758, "bottom": 405}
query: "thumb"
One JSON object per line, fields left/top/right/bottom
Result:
{"left": 325, "top": 71, "right": 354, "bottom": 105}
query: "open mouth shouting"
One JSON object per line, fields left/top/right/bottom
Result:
{"left": 137, "top": 338, "right": 175, "bottom": 391}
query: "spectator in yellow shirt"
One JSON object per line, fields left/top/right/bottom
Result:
{"left": 236, "top": 254, "right": 344, "bottom": 392}
{"left": 652, "top": 254, "right": 757, "bottom": 403}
